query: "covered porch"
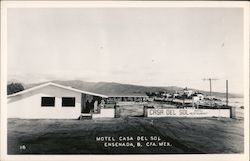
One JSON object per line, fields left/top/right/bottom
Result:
{"left": 80, "top": 93, "right": 115, "bottom": 119}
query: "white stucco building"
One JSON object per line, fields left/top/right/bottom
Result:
{"left": 7, "top": 82, "right": 113, "bottom": 119}
{"left": 192, "top": 93, "right": 205, "bottom": 102}
{"left": 183, "top": 88, "right": 195, "bottom": 97}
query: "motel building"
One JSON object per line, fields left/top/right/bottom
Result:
{"left": 8, "top": 82, "right": 232, "bottom": 119}
{"left": 7, "top": 82, "right": 115, "bottom": 119}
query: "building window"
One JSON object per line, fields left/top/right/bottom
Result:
{"left": 41, "top": 97, "right": 55, "bottom": 107}
{"left": 62, "top": 97, "right": 75, "bottom": 107}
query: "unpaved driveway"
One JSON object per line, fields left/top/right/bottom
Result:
{"left": 7, "top": 117, "right": 244, "bottom": 154}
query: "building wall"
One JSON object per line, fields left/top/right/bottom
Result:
{"left": 92, "top": 109, "right": 115, "bottom": 118}
{"left": 8, "top": 85, "right": 81, "bottom": 119}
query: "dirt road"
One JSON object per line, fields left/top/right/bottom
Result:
{"left": 7, "top": 117, "right": 244, "bottom": 154}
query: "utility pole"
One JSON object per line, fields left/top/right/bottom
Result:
{"left": 226, "top": 80, "right": 228, "bottom": 107}
{"left": 202, "top": 78, "right": 218, "bottom": 107}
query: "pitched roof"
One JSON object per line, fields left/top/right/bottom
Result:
{"left": 8, "top": 82, "right": 108, "bottom": 98}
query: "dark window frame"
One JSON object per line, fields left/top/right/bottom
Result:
{"left": 41, "top": 97, "right": 55, "bottom": 107}
{"left": 62, "top": 97, "right": 76, "bottom": 107}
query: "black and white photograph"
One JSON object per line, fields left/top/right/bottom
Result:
{"left": 1, "top": 1, "right": 249, "bottom": 161}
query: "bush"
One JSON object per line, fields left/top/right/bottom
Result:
{"left": 7, "top": 83, "right": 24, "bottom": 95}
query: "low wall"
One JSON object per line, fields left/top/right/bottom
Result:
{"left": 145, "top": 108, "right": 231, "bottom": 118}
{"left": 92, "top": 109, "right": 115, "bottom": 118}
{"left": 116, "top": 102, "right": 147, "bottom": 106}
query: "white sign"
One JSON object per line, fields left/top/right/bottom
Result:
{"left": 147, "top": 108, "right": 230, "bottom": 118}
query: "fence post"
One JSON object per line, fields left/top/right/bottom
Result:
{"left": 114, "top": 103, "right": 117, "bottom": 118}
{"left": 144, "top": 106, "right": 147, "bottom": 117}
{"left": 230, "top": 106, "right": 236, "bottom": 119}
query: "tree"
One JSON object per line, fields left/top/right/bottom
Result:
{"left": 7, "top": 83, "right": 24, "bottom": 95}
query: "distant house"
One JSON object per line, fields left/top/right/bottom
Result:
{"left": 183, "top": 88, "right": 195, "bottom": 97}
{"left": 173, "top": 93, "right": 179, "bottom": 98}
{"left": 162, "top": 93, "right": 172, "bottom": 98}
{"left": 7, "top": 82, "right": 114, "bottom": 119}
{"left": 192, "top": 93, "right": 205, "bottom": 102}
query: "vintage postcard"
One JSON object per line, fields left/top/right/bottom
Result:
{"left": 0, "top": 1, "right": 249, "bottom": 161}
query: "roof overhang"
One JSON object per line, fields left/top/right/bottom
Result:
{"left": 7, "top": 82, "right": 108, "bottom": 98}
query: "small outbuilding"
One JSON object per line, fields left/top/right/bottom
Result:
{"left": 7, "top": 82, "right": 111, "bottom": 119}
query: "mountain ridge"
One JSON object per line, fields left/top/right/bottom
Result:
{"left": 7, "top": 79, "right": 243, "bottom": 98}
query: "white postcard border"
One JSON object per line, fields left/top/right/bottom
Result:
{"left": 1, "top": 1, "right": 249, "bottom": 161}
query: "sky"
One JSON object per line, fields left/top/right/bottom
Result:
{"left": 7, "top": 8, "right": 244, "bottom": 94}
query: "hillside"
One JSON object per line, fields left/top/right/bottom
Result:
{"left": 8, "top": 80, "right": 243, "bottom": 98}
{"left": 21, "top": 80, "right": 183, "bottom": 96}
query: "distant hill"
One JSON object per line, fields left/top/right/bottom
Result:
{"left": 7, "top": 80, "right": 243, "bottom": 98}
